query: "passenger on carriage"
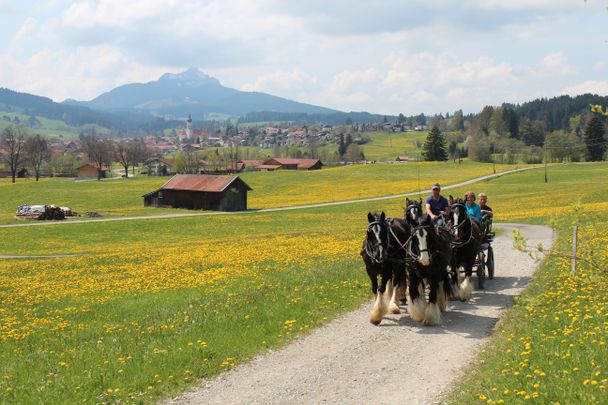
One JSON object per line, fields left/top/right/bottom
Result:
{"left": 425, "top": 183, "right": 449, "bottom": 226}
{"left": 479, "top": 193, "right": 493, "bottom": 219}
{"left": 479, "top": 192, "right": 493, "bottom": 235}
{"left": 464, "top": 191, "right": 482, "bottom": 222}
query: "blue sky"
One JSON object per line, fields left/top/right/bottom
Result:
{"left": 1, "top": 0, "right": 607, "bottom": 115}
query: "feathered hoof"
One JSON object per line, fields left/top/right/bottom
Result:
{"left": 369, "top": 316, "right": 382, "bottom": 326}
{"left": 423, "top": 303, "right": 441, "bottom": 326}
{"left": 407, "top": 297, "right": 426, "bottom": 322}
{"left": 388, "top": 302, "right": 401, "bottom": 314}
{"left": 460, "top": 277, "right": 473, "bottom": 301}
{"left": 369, "top": 292, "right": 387, "bottom": 325}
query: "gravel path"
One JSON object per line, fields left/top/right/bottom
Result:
{"left": 169, "top": 223, "right": 554, "bottom": 405}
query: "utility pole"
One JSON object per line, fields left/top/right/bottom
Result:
{"left": 544, "top": 143, "right": 548, "bottom": 183}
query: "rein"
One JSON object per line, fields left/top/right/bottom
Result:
{"left": 451, "top": 216, "right": 475, "bottom": 247}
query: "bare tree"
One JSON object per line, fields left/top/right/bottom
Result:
{"left": 1, "top": 125, "right": 28, "bottom": 183}
{"left": 116, "top": 141, "right": 135, "bottom": 178}
{"left": 83, "top": 135, "right": 115, "bottom": 180}
{"left": 24, "top": 134, "right": 50, "bottom": 181}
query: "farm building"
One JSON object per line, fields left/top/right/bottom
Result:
{"left": 76, "top": 163, "right": 109, "bottom": 178}
{"left": 259, "top": 158, "right": 323, "bottom": 171}
{"left": 146, "top": 157, "right": 176, "bottom": 176}
{"left": 142, "top": 174, "right": 252, "bottom": 211}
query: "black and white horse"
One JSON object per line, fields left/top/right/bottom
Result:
{"left": 361, "top": 212, "right": 410, "bottom": 325}
{"left": 405, "top": 214, "right": 453, "bottom": 325}
{"left": 448, "top": 199, "right": 483, "bottom": 300}
{"left": 405, "top": 198, "right": 423, "bottom": 225}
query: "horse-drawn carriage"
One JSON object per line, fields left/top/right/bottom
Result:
{"left": 361, "top": 198, "right": 497, "bottom": 326}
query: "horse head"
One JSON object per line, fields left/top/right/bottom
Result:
{"left": 404, "top": 198, "right": 423, "bottom": 227}
{"left": 409, "top": 214, "right": 435, "bottom": 267}
{"left": 449, "top": 200, "right": 468, "bottom": 241}
{"left": 365, "top": 211, "right": 389, "bottom": 263}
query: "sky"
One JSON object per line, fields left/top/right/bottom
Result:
{"left": 1, "top": 0, "right": 607, "bottom": 115}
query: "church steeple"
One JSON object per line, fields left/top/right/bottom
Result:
{"left": 185, "top": 113, "right": 193, "bottom": 139}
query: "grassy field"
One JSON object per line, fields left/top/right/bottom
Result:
{"left": 358, "top": 130, "right": 429, "bottom": 161}
{"left": 0, "top": 162, "right": 606, "bottom": 403}
{"left": 0, "top": 160, "right": 517, "bottom": 225}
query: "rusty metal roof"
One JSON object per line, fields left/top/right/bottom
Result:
{"left": 264, "top": 158, "right": 322, "bottom": 169}
{"left": 160, "top": 174, "right": 251, "bottom": 192}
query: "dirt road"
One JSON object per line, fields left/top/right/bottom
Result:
{"left": 170, "top": 223, "right": 554, "bottom": 405}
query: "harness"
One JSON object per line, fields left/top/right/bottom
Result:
{"left": 364, "top": 218, "right": 412, "bottom": 264}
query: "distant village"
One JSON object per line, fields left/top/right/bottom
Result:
{"left": 0, "top": 114, "right": 429, "bottom": 179}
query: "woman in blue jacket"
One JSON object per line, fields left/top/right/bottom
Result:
{"left": 465, "top": 191, "right": 482, "bottom": 222}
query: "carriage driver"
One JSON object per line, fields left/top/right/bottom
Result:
{"left": 425, "top": 183, "right": 449, "bottom": 226}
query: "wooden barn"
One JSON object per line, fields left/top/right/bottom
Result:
{"left": 260, "top": 158, "right": 323, "bottom": 171}
{"left": 143, "top": 174, "right": 252, "bottom": 212}
{"left": 76, "top": 163, "right": 109, "bottom": 178}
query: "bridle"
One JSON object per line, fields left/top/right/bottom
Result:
{"left": 449, "top": 204, "right": 475, "bottom": 247}
{"left": 364, "top": 219, "right": 388, "bottom": 263}
{"left": 365, "top": 218, "right": 412, "bottom": 264}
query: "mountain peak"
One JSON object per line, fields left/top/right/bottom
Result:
{"left": 159, "top": 68, "right": 220, "bottom": 86}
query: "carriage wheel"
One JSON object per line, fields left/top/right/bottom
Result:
{"left": 476, "top": 251, "right": 485, "bottom": 290}
{"left": 486, "top": 246, "right": 495, "bottom": 279}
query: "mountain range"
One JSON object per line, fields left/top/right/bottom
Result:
{"left": 64, "top": 67, "right": 338, "bottom": 119}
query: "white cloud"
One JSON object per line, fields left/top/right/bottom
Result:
{"left": 436, "top": 55, "right": 515, "bottom": 87}
{"left": 241, "top": 69, "right": 319, "bottom": 94}
{"left": 9, "top": 17, "right": 38, "bottom": 53}
{"left": 328, "top": 69, "right": 379, "bottom": 94}
{"left": 562, "top": 81, "right": 608, "bottom": 97}
{"left": 541, "top": 51, "right": 576, "bottom": 76}
{"left": 0, "top": 46, "right": 170, "bottom": 101}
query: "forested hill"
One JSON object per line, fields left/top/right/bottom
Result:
{"left": 510, "top": 94, "right": 608, "bottom": 131}
{"left": 0, "top": 88, "right": 173, "bottom": 131}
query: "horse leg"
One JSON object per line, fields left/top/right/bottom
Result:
{"left": 384, "top": 277, "right": 393, "bottom": 301}
{"left": 438, "top": 272, "right": 451, "bottom": 312}
{"left": 423, "top": 277, "right": 441, "bottom": 326}
{"left": 388, "top": 265, "right": 401, "bottom": 314}
{"left": 399, "top": 265, "right": 408, "bottom": 304}
{"left": 366, "top": 265, "right": 378, "bottom": 296}
{"left": 460, "top": 259, "right": 473, "bottom": 301}
{"left": 407, "top": 269, "right": 426, "bottom": 322}
{"left": 370, "top": 267, "right": 389, "bottom": 325}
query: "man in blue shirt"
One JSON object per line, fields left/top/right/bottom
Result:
{"left": 465, "top": 191, "right": 482, "bottom": 222}
{"left": 425, "top": 183, "right": 449, "bottom": 226}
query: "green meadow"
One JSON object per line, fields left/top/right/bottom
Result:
{"left": 0, "top": 162, "right": 606, "bottom": 404}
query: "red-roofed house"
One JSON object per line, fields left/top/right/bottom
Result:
{"left": 142, "top": 174, "right": 252, "bottom": 211}
{"left": 76, "top": 163, "right": 109, "bottom": 179}
{"left": 261, "top": 158, "right": 323, "bottom": 170}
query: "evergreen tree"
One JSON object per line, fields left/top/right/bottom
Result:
{"left": 338, "top": 134, "right": 347, "bottom": 157}
{"left": 584, "top": 116, "right": 606, "bottom": 161}
{"left": 422, "top": 126, "right": 448, "bottom": 161}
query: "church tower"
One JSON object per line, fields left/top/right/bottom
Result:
{"left": 185, "top": 113, "right": 193, "bottom": 139}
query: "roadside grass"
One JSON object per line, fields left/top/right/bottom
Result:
{"left": 0, "top": 160, "right": 517, "bottom": 224}
{"left": 442, "top": 162, "right": 608, "bottom": 404}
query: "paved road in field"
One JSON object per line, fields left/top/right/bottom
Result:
{"left": 170, "top": 223, "right": 554, "bottom": 405}
{"left": 0, "top": 166, "right": 540, "bottom": 229}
